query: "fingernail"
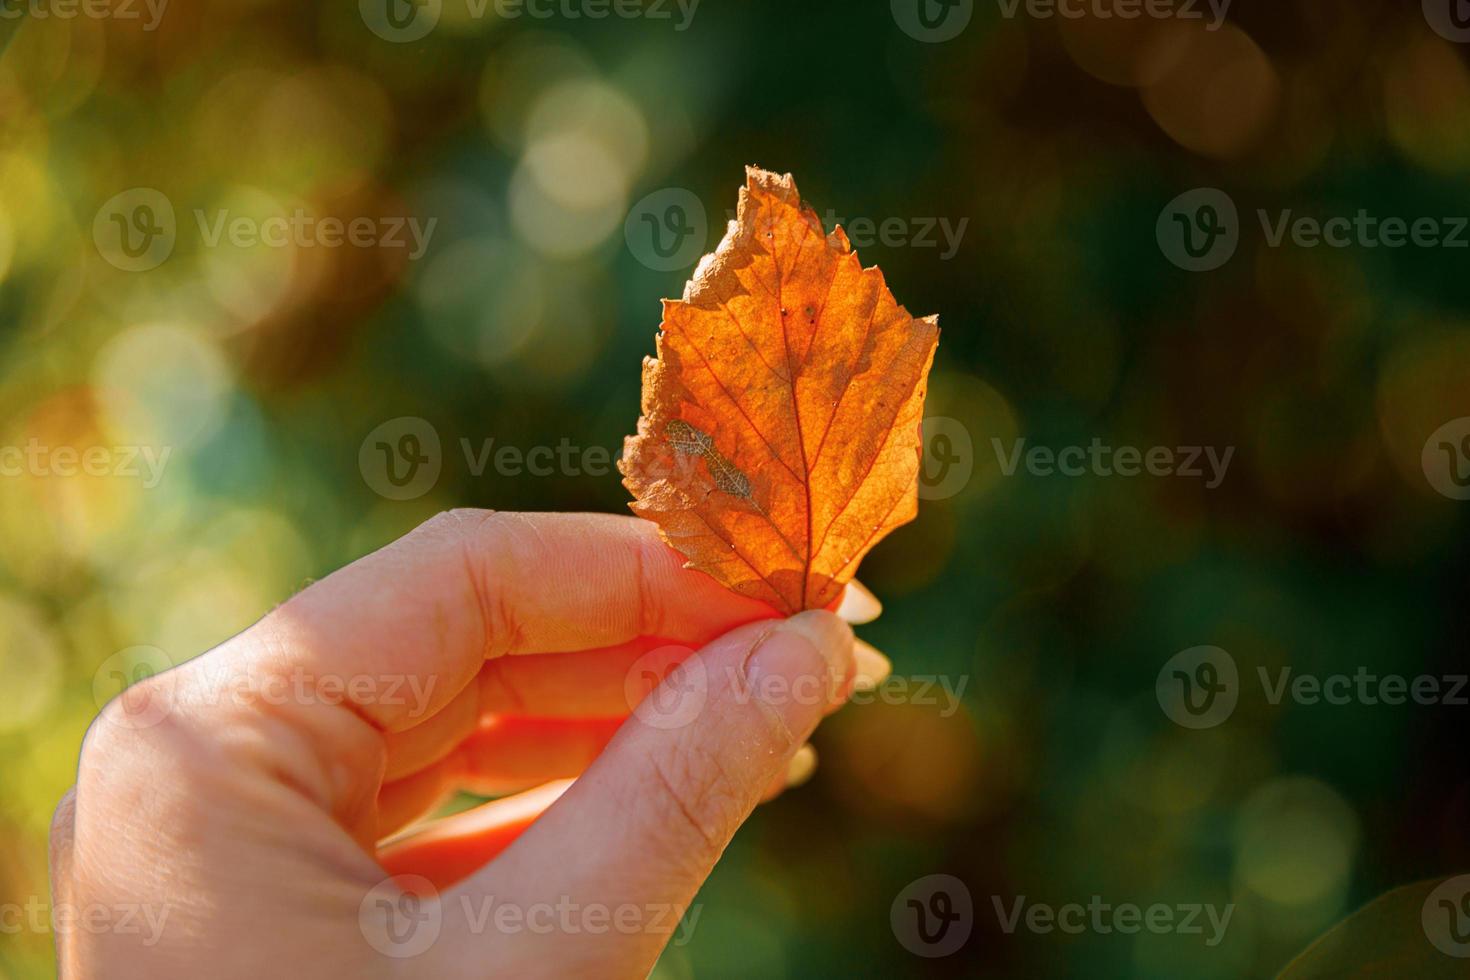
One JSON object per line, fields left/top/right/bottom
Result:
{"left": 745, "top": 611, "right": 854, "bottom": 735}
{"left": 853, "top": 640, "right": 892, "bottom": 692}
{"left": 785, "top": 744, "right": 818, "bottom": 788}
{"left": 836, "top": 581, "right": 883, "bottom": 624}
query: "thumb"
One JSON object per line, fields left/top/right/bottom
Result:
{"left": 436, "top": 610, "right": 855, "bottom": 978}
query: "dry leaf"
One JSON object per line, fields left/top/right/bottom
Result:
{"left": 620, "top": 167, "right": 940, "bottom": 614}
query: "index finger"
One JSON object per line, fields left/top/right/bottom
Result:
{"left": 216, "top": 510, "right": 782, "bottom": 732}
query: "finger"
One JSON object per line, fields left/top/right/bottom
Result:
{"left": 837, "top": 580, "right": 882, "bottom": 624}
{"left": 48, "top": 788, "right": 80, "bottom": 975}
{"left": 761, "top": 743, "right": 818, "bottom": 802}
{"left": 376, "top": 718, "right": 623, "bottom": 838}
{"left": 183, "top": 512, "right": 780, "bottom": 824}
{"left": 381, "top": 673, "right": 484, "bottom": 782}
{"left": 383, "top": 626, "right": 885, "bottom": 784}
{"left": 377, "top": 761, "right": 455, "bottom": 839}
{"left": 455, "top": 717, "right": 622, "bottom": 796}
{"left": 476, "top": 637, "right": 694, "bottom": 721}
{"left": 382, "top": 638, "right": 699, "bottom": 781}
{"left": 378, "top": 781, "right": 572, "bottom": 890}
{"left": 435, "top": 611, "right": 855, "bottom": 979}
{"left": 218, "top": 511, "right": 781, "bottom": 734}
{"left": 819, "top": 640, "right": 891, "bottom": 718}
{"left": 384, "top": 738, "right": 818, "bottom": 883}
{"left": 380, "top": 639, "right": 686, "bottom": 781}
{"left": 853, "top": 639, "right": 892, "bottom": 691}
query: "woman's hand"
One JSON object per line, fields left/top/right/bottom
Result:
{"left": 51, "top": 511, "right": 886, "bottom": 978}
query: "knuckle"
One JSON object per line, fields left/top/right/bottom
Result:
{"left": 477, "top": 656, "right": 526, "bottom": 713}
{"left": 50, "top": 786, "right": 76, "bottom": 835}
{"left": 410, "top": 509, "right": 523, "bottom": 655}
{"left": 631, "top": 533, "right": 666, "bottom": 641}
{"left": 81, "top": 689, "right": 148, "bottom": 762}
{"left": 418, "top": 507, "right": 501, "bottom": 541}
{"left": 48, "top": 787, "right": 76, "bottom": 859}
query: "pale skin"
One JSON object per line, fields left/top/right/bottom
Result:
{"left": 50, "top": 510, "right": 889, "bottom": 978}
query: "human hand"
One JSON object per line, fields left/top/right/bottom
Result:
{"left": 51, "top": 511, "right": 888, "bottom": 978}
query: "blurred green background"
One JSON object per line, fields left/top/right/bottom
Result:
{"left": 3, "top": 0, "right": 1470, "bottom": 976}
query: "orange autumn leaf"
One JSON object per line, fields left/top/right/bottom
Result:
{"left": 620, "top": 167, "right": 940, "bottom": 614}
